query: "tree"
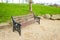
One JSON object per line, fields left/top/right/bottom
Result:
{"left": 12, "top": 0, "right": 13, "bottom": 3}
{"left": 19, "top": 0, "right": 20, "bottom": 3}
{"left": 22, "top": 0, "right": 24, "bottom": 3}
{"left": 25, "top": 0, "right": 29, "bottom": 2}
{"left": 54, "top": 4, "right": 58, "bottom": 6}
{"left": 6, "top": 0, "right": 8, "bottom": 3}
{"left": 29, "top": 0, "right": 32, "bottom": 12}
{"left": 25, "top": 0, "right": 33, "bottom": 13}
{"left": 25, "top": 0, "right": 34, "bottom": 4}
{"left": 25, "top": 0, "right": 29, "bottom": 3}
{"left": 1, "top": 0, "right": 3, "bottom": 3}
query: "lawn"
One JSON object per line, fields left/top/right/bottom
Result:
{"left": 0, "top": 3, "right": 60, "bottom": 23}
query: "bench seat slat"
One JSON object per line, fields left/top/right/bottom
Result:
{"left": 12, "top": 14, "right": 35, "bottom": 27}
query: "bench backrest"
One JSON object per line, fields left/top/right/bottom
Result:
{"left": 12, "top": 13, "right": 35, "bottom": 27}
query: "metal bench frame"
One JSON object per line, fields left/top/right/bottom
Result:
{"left": 11, "top": 13, "right": 40, "bottom": 36}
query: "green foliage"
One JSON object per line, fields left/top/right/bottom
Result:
{"left": 0, "top": 3, "right": 60, "bottom": 23}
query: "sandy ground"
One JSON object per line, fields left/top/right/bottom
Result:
{"left": 0, "top": 18, "right": 60, "bottom": 40}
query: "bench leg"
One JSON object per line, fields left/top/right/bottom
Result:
{"left": 13, "top": 26, "right": 16, "bottom": 32}
{"left": 13, "top": 24, "right": 21, "bottom": 36}
{"left": 17, "top": 30, "right": 21, "bottom": 36}
{"left": 38, "top": 19, "right": 40, "bottom": 24}
{"left": 35, "top": 19, "right": 40, "bottom": 24}
{"left": 17, "top": 26, "right": 21, "bottom": 36}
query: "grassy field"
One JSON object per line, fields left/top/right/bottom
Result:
{"left": 0, "top": 3, "right": 60, "bottom": 23}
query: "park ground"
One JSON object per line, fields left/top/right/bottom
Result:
{"left": 0, "top": 18, "right": 60, "bottom": 40}
{"left": 0, "top": 3, "right": 60, "bottom": 40}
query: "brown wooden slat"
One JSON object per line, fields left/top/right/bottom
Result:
{"left": 12, "top": 13, "right": 35, "bottom": 27}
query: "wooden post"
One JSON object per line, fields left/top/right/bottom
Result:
{"left": 29, "top": 0, "right": 32, "bottom": 13}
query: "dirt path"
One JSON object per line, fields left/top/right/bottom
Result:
{"left": 0, "top": 19, "right": 60, "bottom": 40}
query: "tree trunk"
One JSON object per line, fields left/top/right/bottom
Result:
{"left": 29, "top": 0, "right": 32, "bottom": 13}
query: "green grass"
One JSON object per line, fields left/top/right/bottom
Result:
{"left": 0, "top": 3, "right": 60, "bottom": 23}
{"left": 33, "top": 4, "right": 60, "bottom": 15}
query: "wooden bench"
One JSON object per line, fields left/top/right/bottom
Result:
{"left": 11, "top": 13, "right": 40, "bottom": 35}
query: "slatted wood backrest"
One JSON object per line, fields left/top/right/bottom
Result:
{"left": 13, "top": 13, "right": 35, "bottom": 27}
